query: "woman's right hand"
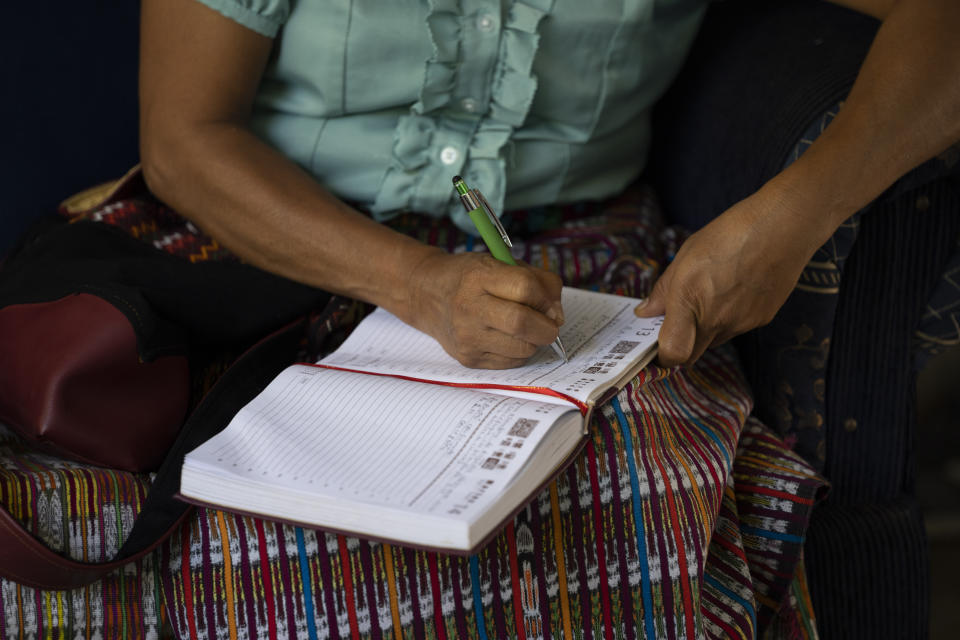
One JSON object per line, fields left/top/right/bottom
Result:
{"left": 405, "top": 251, "right": 564, "bottom": 369}
{"left": 141, "top": 0, "right": 562, "bottom": 371}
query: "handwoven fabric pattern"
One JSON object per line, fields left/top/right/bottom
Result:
{"left": 0, "top": 424, "right": 168, "bottom": 639}
{"left": 733, "top": 420, "right": 824, "bottom": 640}
{"left": 160, "top": 184, "right": 826, "bottom": 640}
{"left": 65, "top": 193, "right": 237, "bottom": 263}
{"left": 914, "top": 222, "right": 960, "bottom": 364}
{"left": 763, "top": 108, "right": 960, "bottom": 468}
{"left": 0, "top": 180, "right": 824, "bottom": 638}
{"left": 161, "top": 353, "right": 823, "bottom": 640}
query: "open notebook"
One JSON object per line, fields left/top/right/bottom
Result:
{"left": 179, "top": 288, "right": 662, "bottom": 553}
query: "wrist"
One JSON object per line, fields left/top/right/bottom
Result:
{"left": 391, "top": 244, "right": 449, "bottom": 329}
{"left": 762, "top": 163, "right": 858, "bottom": 247}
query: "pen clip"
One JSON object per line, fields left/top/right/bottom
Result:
{"left": 472, "top": 189, "right": 513, "bottom": 248}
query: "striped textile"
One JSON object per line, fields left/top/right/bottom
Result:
{"left": 161, "top": 350, "right": 823, "bottom": 640}
{"left": 65, "top": 193, "right": 238, "bottom": 264}
{"left": 733, "top": 421, "right": 825, "bottom": 640}
{"left": 0, "top": 180, "right": 824, "bottom": 638}
{"left": 159, "top": 183, "right": 825, "bottom": 639}
{"left": 0, "top": 424, "right": 169, "bottom": 639}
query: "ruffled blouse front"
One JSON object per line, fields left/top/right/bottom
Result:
{"left": 193, "top": 0, "right": 707, "bottom": 234}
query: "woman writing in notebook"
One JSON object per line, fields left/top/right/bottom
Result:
{"left": 139, "top": 0, "right": 959, "bottom": 372}
{"left": 137, "top": 0, "right": 959, "bottom": 637}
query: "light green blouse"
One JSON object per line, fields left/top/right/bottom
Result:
{"left": 194, "top": 0, "right": 707, "bottom": 233}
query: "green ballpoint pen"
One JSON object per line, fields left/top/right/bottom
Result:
{"left": 452, "top": 175, "right": 568, "bottom": 363}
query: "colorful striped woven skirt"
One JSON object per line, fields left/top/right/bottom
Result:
{"left": 0, "top": 181, "right": 825, "bottom": 639}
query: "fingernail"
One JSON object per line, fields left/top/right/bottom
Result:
{"left": 546, "top": 304, "right": 564, "bottom": 325}
{"left": 634, "top": 299, "right": 648, "bottom": 315}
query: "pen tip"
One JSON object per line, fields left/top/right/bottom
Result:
{"left": 452, "top": 175, "right": 462, "bottom": 184}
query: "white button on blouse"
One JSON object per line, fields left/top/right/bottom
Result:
{"left": 476, "top": 13, "right": 496, "bottom": 33}
{"left": 440, "top": 146, "right": 460, "bottom": 165}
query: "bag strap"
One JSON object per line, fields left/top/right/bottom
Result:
{"left": 119, "top": 316, "right": 308, "bottom": 557}
{"left": 0, "top": 318, "right": 307, "bottom": 590}
{"left": 0, "top": 504, "right": 189, "bottom": 591}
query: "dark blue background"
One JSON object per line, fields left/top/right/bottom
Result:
{"left": 1, "top": 2, "right": 141, "bottom": 253}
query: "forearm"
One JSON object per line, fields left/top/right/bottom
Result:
{"left": 141, "top": 123, "right": 439, "bottom": 323}
{"left": 766, "top": 0, "right": 960, "bottom": 239}
{"left": 138, "top": 0, "right": 561, "bottom": 369}
{"left": 637, "top": 0, "right": 960, "bottom": 365}
{"left": 139, "top": 0, "right": 442, "bottom": 322}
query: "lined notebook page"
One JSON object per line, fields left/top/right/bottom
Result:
{"left": 184, "top": 365, "right": 578, "bottom": 522}
{"left": 319, "top": 287, "right": 662, "bottom": 404}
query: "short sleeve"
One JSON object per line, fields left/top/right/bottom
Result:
{"left": 192, "top": 0, "right": 291, "bottom": 38}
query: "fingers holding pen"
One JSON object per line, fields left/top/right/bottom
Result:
{"left": 450, "top": 328, "right": 541, "bottom": 369}
{"left": 460, "top": 256, "right": 562, "bottom": 353}
{"left": 407, "top": 251, "right": 564, "bottom": 368}
{"left": 477, "top": 282, "right": 561, "bottom": 346}
{"left": 482, "top": 259, "right": 564, "bottom": 332}
{"left": 447, "top": 176, "right": 566, "bottom": 365}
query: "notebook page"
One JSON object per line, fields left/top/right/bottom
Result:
{"left": 319, "top": 288, "right": 662, "bottom": 405}
{"left": 183, "top": 365, "right": 579, "bottom": 524}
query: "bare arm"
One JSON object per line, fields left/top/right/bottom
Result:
{"left": 139, "top": 0, "right": 563, "bottom": 368}
{"left": 777, "top": 0, "right": 960, "bottom": 227}
{"left": 637, "top": 0, "right": 960, "bottom": 366}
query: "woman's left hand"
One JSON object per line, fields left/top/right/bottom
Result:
{"left": 635, "top": 0, "right": 960, "bottom": 368}
{"left": 634, "top": 182, "right": 831, "bottom": 367}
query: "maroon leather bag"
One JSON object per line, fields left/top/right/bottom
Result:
{"left": 0, "top": 172, "right": 330, "bottom": 472}
{"left": 0, "top": 174, "right": 332, "bottom": 587}
{"left": 0, "top": 293, "right": 189, "bottom": 471}
{"left": 0, "top": 316, "right": 311, "bottom": 589}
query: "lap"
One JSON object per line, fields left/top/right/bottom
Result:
{"left": 0, "top": 181, "right": 824, "bottom": 639}
{"left": 161, "top": 184, "right": 823, "bottom": 640}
